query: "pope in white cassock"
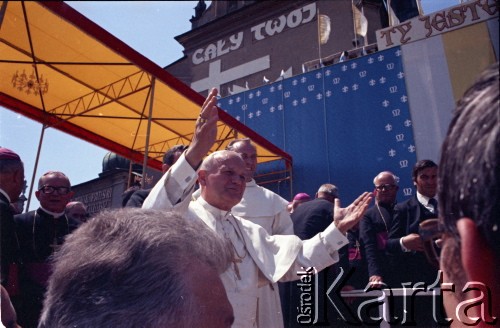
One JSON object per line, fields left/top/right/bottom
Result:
{"left": 194, "top": 138, "right": 294, "bottom": 328}
{"left": 143, "top": 88, "right": 372, "bottom": 328}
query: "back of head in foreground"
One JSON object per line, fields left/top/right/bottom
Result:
{"left": 39, "top": 208, "right": 234, "bottom": 328}
{"left": 438, "top": 62, "right": 499, "bottom": 321}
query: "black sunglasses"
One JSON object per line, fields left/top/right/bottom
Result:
{"left": 39, "top": 185, "right": 71, "bottom": 195}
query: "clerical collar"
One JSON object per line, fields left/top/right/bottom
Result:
{"left": 39, "top": 206, "right": 65, "bottom": 218}
{"left": 0, "top": 188, "right": 11, "bottom": 203}
{"left": 197, "top": 196, "right": 231, "bottom": 220}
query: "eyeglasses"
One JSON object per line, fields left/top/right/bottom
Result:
{"left": 375, "top": 184, "right": 396, "bottom": 191}
{"left": 419, "top": 218, "right": 442, "bottom": 269}
{"left": 39, "top": 185, "right": 71, "bottom": 195}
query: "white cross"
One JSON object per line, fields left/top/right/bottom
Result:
{"left": 190, "top": 56, "right": 270, "bottom": 93}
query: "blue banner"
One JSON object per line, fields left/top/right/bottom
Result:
{"left": 218, "top": 47, "right": 417, "bottom": 203}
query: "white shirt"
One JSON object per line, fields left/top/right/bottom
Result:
{"left": 416, "top": 191, "right": 438, "bottom": 214}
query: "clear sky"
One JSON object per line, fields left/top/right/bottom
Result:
{"left": 0, "top": 0, "right": 459, "bottom": 211}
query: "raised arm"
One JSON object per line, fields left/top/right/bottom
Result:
{"left": 185, "top": 88, "right": 219, "bottom": 169}
{"left": 142, "top": 88, "right": 219, "bottom": 209}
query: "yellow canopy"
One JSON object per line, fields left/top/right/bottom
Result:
{"left": 1, "top": 1, "right": 291, "bottom": 172}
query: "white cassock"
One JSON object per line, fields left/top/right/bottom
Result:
{"left": 143, "top": 153, "right": 348, "bottom": 328}
{"left": 194, "top": 179, "right": 294, "bottom": 327}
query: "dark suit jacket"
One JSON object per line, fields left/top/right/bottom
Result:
{"left": 15, "top": 208, "right": 80, "bottom": 328}
{"left": 0, "top": 193, "right": 20, "bottom": 286}
{"left": 15, "top": 209, "right": 80, "bottom": 263}
{"left": 291, "top": 197, "right": 333, "bottom": 240}
{"left": 338, "top": 228, "right": 368, "bottom": 289}
{"left": 359, "top": 203, "right": 395, "bottom": 282}
{"left": 386, "top": 196, "right": 438, "bottom": 286}
{"left": 125, "top": 189, "right": 151, "bottom": 208}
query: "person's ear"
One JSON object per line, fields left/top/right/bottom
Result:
{"left": 198, "top": 170, "right": 207, "bottom": 186}
{"left": 456, "top": 218, "right": 494, "bottom": 286}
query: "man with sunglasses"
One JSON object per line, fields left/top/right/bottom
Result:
{"left": 360, "top": 171, "right": 399, "bottom": 287}
{"left": 14, "top": 171, "right": 79, "bottom": 328}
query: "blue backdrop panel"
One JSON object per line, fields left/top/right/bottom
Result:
{"left": 218, "top": 84, "right": 289, "bottom": 197}
{"left": 323, "top": 48, "right": 416, "bottom": 203}
{"left": 282, "top": 71, "right": 330, "bottom": 197}
{"left": 218, "top": 92, "right": 244, "bottom": 120}
{"left": 218, "top": 84, "right": 286, "bottom": 150}
{"left": 218, "top": 46, "right": 417, "bottom": 204}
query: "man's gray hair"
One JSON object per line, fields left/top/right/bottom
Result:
{"left": 317, "top": 183, "right": 338, "bottom": 198}
{"left": 39, "top": 208, "right": 233, "bottom": 327}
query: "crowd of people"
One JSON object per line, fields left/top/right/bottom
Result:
{"left": 0, "top": 62, "right": 498, "bottom": 327}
